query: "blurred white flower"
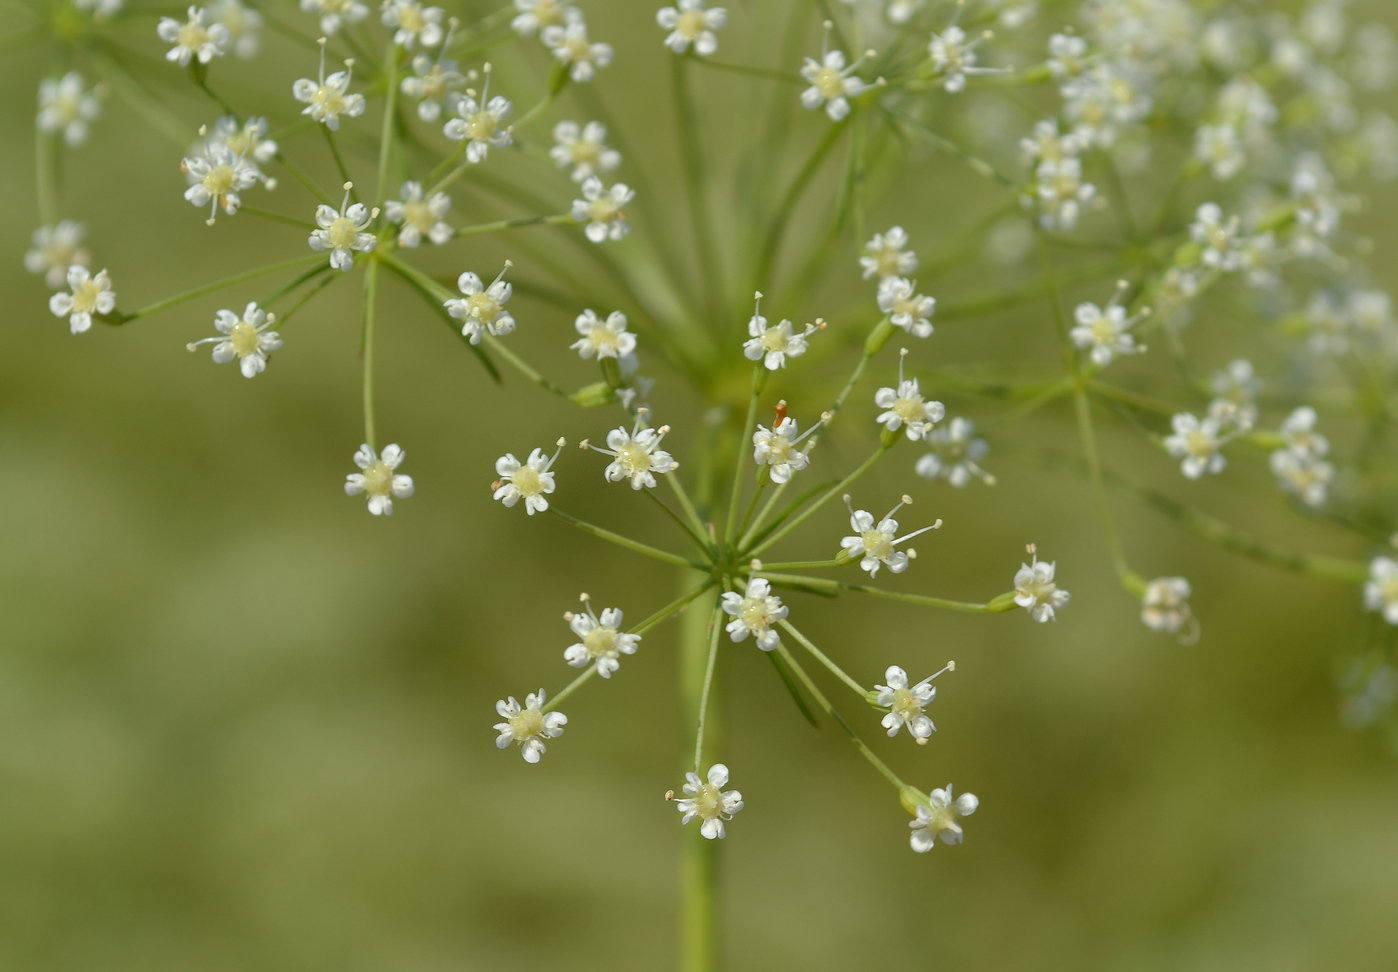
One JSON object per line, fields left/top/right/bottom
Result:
{"left": 512, "top": 0, "right": 573, "bottom": 37}
{"left": 36, "top": 72, "right": 101, "bottom": 147}
{"left": 400, "top": 53, "right": 466, "bottom": 122}
{"left": 657, "top": 0, "right": 726, "bottom": 56}
{"left": 1141, "top": 576, "right": 1196, "bottom": 639}
{"left": 572, "top": 177, "right": 633, "bottom": 242}
{"left": 1164, "top": 412, "right": 1227, "bottom": 479}
{"left": 860, "top": 226, "right": 918, "bottom": 280}
{"left": 300, "top": 0, "right": 367, "bottom": 35}
{"left": 543, "top": 11, "right": 613, "bottom": 83}
{"left": 1364, "top": 557, "right": 1398, "bottom": 625}
{"left": 572, "top": 309, "right": 636, "bottom": 360}
{"left": 158, "top": 6, "right": 230, "bottom": 66}
{"left": 25, "top": 221, "right": 90, "bottom": 289}
{"left": 380, "top": 0, "right": 443, "bottom": 48}
{"left": 211, "top": 0, "right": 262, "bottom": 58}
{"left": 551, "top": 120, "right": 621, "bottom": 182}
{"left": 384, "top": 181, "right": 453, "bottom": 248}
{"left": 800, "top": 49, "right": 866, "bottom": 121}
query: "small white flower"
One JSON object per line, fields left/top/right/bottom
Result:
{"left": 909, "top": 785, "right": 978, "bottom": 852}
{"left": 493, "top": 690, "right": 566, "bottom": 763}
{"left": 572, "top": 309, "right": 636, "bottom": 360}
{"left": 1349, "top": 289, "right": 1395, "bottom": 336}
{"left": 400, "top": 52, "right": 466, "bottom": 122}
{"left": 571, "top": 177, "right": 634, "bottom": 243}
{"left": 753, "top": 412, "right": 822, "bottom": 484}
{"left": 444, "top": 75, "right": 512, "bottom": 163}
{"left": 800, "top": 48, "right": 867, "bottom": 122}
{"left": 72, "top": 0, "right": 123, "bottom": 19}
{"left": 588, "top": 413, "right": 678, "bottom": 489}
{"left": 186, "top": 301, "right": 282, "bottom": 378}
{"left": 743, "top": 294, "right": 820, "bottom": 369}
{"left": 383, "top": 182, "right": 452, "bottom": 249}
{"left": 1070, "top": 291, "right": 1149, "bottom": 368}
{"left": 1278, "top": 406, "right": 1329, "bottom": 457}
{"left": 36, "top": 72, "right": 102, "bottom": 147}
{"left": 1208, "top": 359, "right": 1259, "bottom": 430}
{"left": 875, "top": 663, "right": 950, "bottom": 743}
{"left": 1014, "top": 545, "right": 1070, "bottom": 622}
{"left": 300, "top": 0, "right": 368, "bottom": 35}
{"left": 563, "top": 594, "right": 640, "bottom": 678}
{"left": 877, "top": 277, "right": 936, "bottom": 338}
{"left": 676, "top": 763, "right": 743, "bottom": 839}
{"left": 293, "top": 43, "right": 366, "bottom": 130}
{"left": 1291, "top": 159, "right": 1344, "bottom": 253}
{"left": 1046, "top": 32, "right": 1089, "bottom": 81}
{"left": 512, "top": 0, "right": 573, "bottom": 37}
{"left": 550, "top": 120, "right": 620, "bottom": 182}
{"left": 1141, "top": 577, "right": 1196, "bottom": 639}
{"left": 874, "top": 351, "right": 945, "bottom": 440}
{"left": 1270, "top": 448, "right": 1333, "bottom": 507}
{"left": 1020, "top": 118, "right": 1083, "bottom": 166}
{"left": 657, "top": 0, "right": 726, "bottom": 56}
{"left": 25, "top": 221, "right": 90, "bottom": 289}
{"left": 445, "top": 263, "right": 515, "bottom": 344}
{"left": 721, "top": 577, "right": 786, "bottom": 650}
{"left": 157, "top": 6, "right": 230, "bottom": 66}
{"left": 380, "top": 0, "right": 443, "bottom": 48}
{"left": 308, "top": 183, "right": 376, "bottom": 271}
{"left": 885, "top": 0, "right": 922, "bottom": 25}
{"left": 1190, "top": 202, "right": 1242, "bottom": 271}
{"left": 493, "top": 439, "right": 563, "bottom": 515}
{"left": 205, "top": 115, "right": 278, "bottom": 168}
{"left": 210, "top": 0, "right": 262, "bottom": 58}
{"left": 1164, "top": 412, "right": 1227, "bottom": 479}
{"left": 1194, "top": 123, "right": 1245, "bottom": 181}
{"left": 1364, "top": 557, "right": 1398, "bottom": 625}
{"left": 1031, "top": 157, "right": 1097, "bottom": 232}
{"left": 860, "top": 226, "right": 918, "bottom": 280}
{"left": 181, "top": 142, "right": 260, "bottom": 223}
{"left": 1305, "top": 290, "right": 1350, "bottom": 356}
{"left": 344, "top": 443, "right": 414, "bottom": 515}
{"left": 1236, "top": 233, "right": 1278, "bottom": 288}
{"left": 49, "top": 266, "right": 115, "bottom": 334}
{"left": 542, "top": 11, "right": 613, "bottom": 83}
{"left": 839, "top": 494, "right": 940, "bottom": 577}
{"left": 929, "top": 24, "right": 1004, "bottom": 93}
{"left": 915, "top": 417, "right": 993, "bottom": 487}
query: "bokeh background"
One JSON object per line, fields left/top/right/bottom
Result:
{"left": 4, "top": 1, "right": 1398, "bottom": 969}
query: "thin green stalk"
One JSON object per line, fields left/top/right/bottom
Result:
{"left": 761, "top": 572, "right": 1021, "bottom": 613}
{"left": 1074, "top": 387, "right": 1128, "bottom": 578}
{"left": 376, "top": 253, "right": 501, "bottom": 382}
{"left": 690, "top": 58, "right": 803, "bottom": 84}
{"left": 747, "top": 445, "right": 890, "bottom": 558}
{"left": 362, "top": 259, "right": 379, "bottom": 449}
{"left": 673, "top": 54, "right": 724, "bottom": 320}
{"left": 512, "top": 89, "right": 557, "bottom": 130}
{"left": 275, "top": 152, "right": 336, "bottom": 206}
{"left": 544, "top": 667, "right": 597, "bottom": 712}
{"left": 646, "top": 488, "right": 712, "bottom": 554}
{"left": 239, "top": 206, "right": 316, "bottom": 230}
{"left": 424, "top": 142, "right": 466, "bottom": 193}
{"left": 724, "top": 366, "right": 766, "bottom": 550}
{"left": 734, "top": 480, "right": 767, "bottom": 549}
{"left": 87, "top": 50, "right": 189, "bottom": 146}
{"left": 196, "top": 79, "right": 237, "bottom": 118}
{"left": 882, "top": 107, "right": 1018, "bottom": 189}
{"left": 119, "top": 254, "right": 327, "bottom": 322}
{"left": 270, "top": 269, "right": 340, "bottom": 326}
{"left": 678, "top": 582, "right": 721, "bottom": 972}
{"left": 776, "top": 619, "right": 867, "bottom": 697}
{"left": 549, "top": 509, "right": 706, "bottom": 570}
{"left": 35, "top": 130, "right": 57, "bottom": 227}
{"left": 635, "top": 580, "right": 719, "bottom": 638}
{"left": 693, "top": 604, "right": 725, "bottom": 771}
{"left": 454, "top": 213, "right": 572, "bottom": 236}
{"left": 739, "top": 478, "right": 839, "bottom": 553}
{"left": 760, "top": 560, "right": 843, "bottom": 571}
{"left": 375, "top": 39, "right": 400, "bottom": 212}
{"left": 322, "top": 127, "right": 355, "bottom": 198}
{"left": 260, "top": 261, "right": 335, "bottom": 307}
{"left": 754, "top": 118, "right": 847, "bottom": 293}
{"left": 667, "top": 474, "right": 711, "bottom": 543}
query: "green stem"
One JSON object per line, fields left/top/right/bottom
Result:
{"left": 275, "top": 152, "right": 336, "bottom": 206}
{"left": 693, "top": 604, "right": 725, "bottom": 771}
{"left": 761, "top": 572, "right": 1021, "bottom": 613}
{"left": 260, "top": 261, "right": 335, "bottom": 307}
{"left": 667, "top": 474, "right": 711, "bottom": 544}
{"left": 678, "top": 582, "right": 721, "bottom": 972}
{"left": 747, "top": 446, "right": 890, "bottom": 558}
{"left": 362, "top": 259, "right": 379, "bottom": 449}
{"left": 454, "top": 213, "right": 573, "bottom": 236}
{"left": 724, "top": 365, "right": 765, "bottom": 550}
{"left": 776, "top": 619, "right": 868, "bottom": 696}
{"left": 646, "top": 488, "right": 712, "bottom": 554}
{"left": 1073, "top": 387, "right": 1128, "bottom": 579}
{"left": 375, "top": 39, "right": 400, "bottom": 212}
{"left": 690, "top": 58, "right": 803, "bottom": 84}
{"left": 35, "top": 130, "right": 57, "bottom": 227}
{"left": 550, "top": 509, "right": 706, "bottom": 570}
{"left": 118, "top": 254, "right": 327, "bottom": 322}
{"left": 239, "top": 205, "right": 316, "bottom": 230}
{"left": 673, "top": 54, "right": 724, "bottom": 321}
{"left": 754, "top": 119, "right": 847, "bottom": 293}
{"left": 270, "top": 269, "right": 340, "bottom": 326}
{"left": 322, "top": 126, "right": 355, "bottom": 198}
{"left": 196, "top": 79, "right": 237, "bottom": 118}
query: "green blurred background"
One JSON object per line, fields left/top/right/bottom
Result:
{"left": 4, "top": 1, "right": 1398, "bottom": 968}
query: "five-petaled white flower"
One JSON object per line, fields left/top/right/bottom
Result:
{"left": 588, "top": 413, "right": 678, "bottom": 489}
{"left": 26, "top": 221, "right": 90, "bottom": 289}
{"left": 563, "top": 594, "right": 640, "bottom": 677}
{"left": 929, "top": 25, "right": 1003, "bottom": 93}
{"left": 293, "top": 42, "right": 366, "bottom": 129}
{"left": 875, "top": 352, "right": 945, "bottom": 440}
{"left": 909, "top": 785, "right": 978, "bottom": 852}
{"left": 1190, "top": 202, "right": 1243, "bottom": 271}
{"left": 550, "top": 120, "right": 620, "bottom": 182}
{"left": 1364, "top": 557, "right": 1398, "bottom": 625}
{"left": 181, "top": 142, "right": 260, "bottom": 223}
{"left": 572, "top": 309, "right": 636, "bottom": 360}
{"left": 344, "top": 443, "right": 414, "bottom": 515}
{"left": 493, "top": 439, "right": 563, "bottom": 515}
{"left": 1279, "top": 406, "right": 1329, "bottom": 457}
{"left": 1141, "top": 576, "right": 1196, "bottom": 639}
{"left": 840, "top": 494, "right": 940, "bottom": 577}
{"left": 511, "top": 0, "right": 572, "bottom": 37}
{"left": 400, "top": 52, "right": 465, "bottom": 122}
{"left": 445, "top": 263, "right": 516, "bottom": 344}
{"left": 380, "top": 0, "right": 443, "bottom": 48}
{"left": 206, "top": 115, "right": 278, "bottom": 170}
{"left": 572, "top": 177, "right": 634, "bottom": 242}
{"left": 542, "top": 11, "right": 613, "bottom": 82}
{"left": 494, "top": 690, "right": 566, "bottom": 763}
{"left": 1031, "top": 157, "right": 1096, "bottom": 231}
{"left": 158, "top": 6, "right": 230, "bottom": 66}
{"left": 186, "top": 301, "right": 282, "bottom": 377}
{"left": 1270, "top": 447, "right": 1333, "bottom": 507}
{"left": 444, "top": 75, "right": 512, "bottom": 163}
{"left": 210, "top": 0, "right": 261, "bottom": 58}
{"left": 676, "top": 763, "right": 743, "bottom": 839}
{"left": 753, "top": 412, "right": 822, "bottom": 484}
{"left": 915, "top": 417, "right": 994, "bottom": 487}
{"left": 876, "top": 663, "right": 951, "bottom": 744}
{"left": 743, "top": 294, "right": 821, "bottom": 369}
{"left": 800, "top": 48, "right": 867, "bottom": 122}
{"left": 384, "top": 181, "right": 453, "bottom": 248}
{"left": 1014, "top": 545, "right": 1070, "bottom": 622}
{"left": 656, "top": 0, "right": 726, "bottom": 56}
{"left": 300, "top": 0, "right": 367, "bottom": 35}
{"left": 877, "top": 276, "right": 936, "bottom": 337}
{"left": 1164, "top": 412, "right": 1228, "bottom": 479}
{"left": 721, "top": 577, "right": 786, "bottom": 650}
{"left": 1208, "top": 359, "right": 1259, "bottom": 430}
{"left": 861, "top": 226, "right": 918, "bottom": 280}
{"left": 1070, "top": 294, "right": 1149, "bottom": 368}
{"left": 49, "top": 266, "right": 115, "bottom": 334}
{"left": 309, "top": 183, "right": 376, "bottom": 271}
{"left": 36, "top": 72, "right": 102, "bottom": 147}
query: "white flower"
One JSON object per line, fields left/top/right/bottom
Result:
{"left": 1278, "top": 407, "right": 1329, "bottom": 458}
{"left": 676, "top": 764, "right": 743, "bottom": 839}
{"left": 210, "top": 0, "right": 262, "bottom": 58}
{"left": 1194, "top": 123, "right": 1244, "bottom": 181}
{"left": 384, "top": 181, "right": 453, "bottom": 248}
{"left": 563, "top": 595, "right": 640, "bottom": 678}
{"left": 1291, "top": 159, "right": 1344, "bottom": 253}
{"left": 550, "top": 120, "right": 620, "bottom": 182}
{"left": 1164, "top": 412, "right": 1227, "bottom": 479}
{"left": 860, "top": 226, "right": 918, "bottom": 280}
{"left": 308, "top": 183, "right": 376, "bottom": 271}
{"left": 400, "top": 52, "right": 466, "bottom": 122}
{"left": 300, "top": 0, "right": 367, "bottom": 35}
{"left": 589, "top": 414, "right": 678, "bottom": 489}
{"left": 542, "top": 11, "right": 613, "bottom": 83}
{"left": 874, "top": 353, "right": 945, "bottom": 441}
{"left": 657, "top": 0, "right": 726, "bottom": 56}
{"left": 25, "top": 221, "right": 90, "bottom": 289}
{"left": 877, "top": 277, "right": 935, "bottom": 338}
{"left": 1349, "top": 289, "right": 1395, "bottom": 336}
{"left": 1031, "top": 157, "right": 1097, "bottom": 232}
{"left": 206, "top": 115, "right": 278, "bottom": 168}
{"left": 1020, "top": 118, "right": 1083, "bottom": 166}
{"left": 493, "top": 690, "right": 566, "bottom": 763}
{"left": 885, "top": 0, "right": 922, "bottom": 25}
{"left": 48, "top": 266, "right": 115, "bottom": 334}
{"left": 1046, "top": 32, "right": 1089, "bottom": 81}
{"left": 36, "top": 72, "right": 102, "bottom": 147}
{"left": 800, "top": 48, "right": 866, "bottom": 122}
{"left": 743, "top": 295, "right": 820, "bottom": 369}
{"left": 186, "top": 301, "right": 282, "bottom": 377}
{"left": 572, "top": 309, "right": 636, "bottom": 360}
{"left": 512, "top": 0, "right": 572, "bottom": 37}
{"left": 1014, "top": 545, "right": 1070, "bottom": 622}
{"left": 293, "top": 43, "right": 366, "bottom": 130}
{"left": 1190, "top": 203, "right": 1242, "bottom": 271}
{"left": 344, "top": 443, "right": 414, "bottom": 515}
{"left": 1070, "top": 296, "right": 1148, "bottom": 368}
{"left": 839, "top": 494, "right": 940, "bottom": 577}
{"left": 157, "top": 7, "right": 229, "bottom": 66}
{"left": 1207, "top": 359, "right": 1259, "bottom": 430}
{"left": 915, "top": 417, "right": 993, "bottom": 487}
{"left": 571, "top": 177, "right": 633, "bottom": 243}
{"left": 721, "top": 577, "right": 786, "bottom": 651}
{"left": 380, "top": 0, "right": 443, "bottom": 48}
{"left": 444, "top": 81, "right": 512, "bottom": 163}
{"left": 72, "top": 0, "right": 123, "bottom": 20}
{"left": 929, "top": 24, "right": 1004, "bottom": 93}
{"left": 1141, "top": 577, "right": 1195, "bottom": 638}
{"left": 1306, "top": 290, "right": 1350, "bottom": 355}
{"left": 753, "top": 413, "right": 821, "bottom": 484}
{"left": 493, "top": 440, "right": 562, "bottom": 515}
{"left": 181, "top": 142, "right": 259, "bottom": 223}
{"left": 875, "top": 664, "right": 950, "bottom": 743}
{"left": 1364, "top": 557, "right": 1398, "bottom": 625}
{"left": 445, "top": 263, "right": 516, "bottom": 344}
{"left": 1236, "top": 233, "right": 1278, "bottom": 289}
{"left": 1270, "top": 448, "right": 1333, "bottom": 507}
{"left": 909, "top": 785, "right": 978, "bottom": 852}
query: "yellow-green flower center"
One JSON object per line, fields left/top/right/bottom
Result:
{"left": 509, "top": 707, "right": 544, "bottom": 741}
{"left": 70, "top": 278, "right": 103, "bottom": 313}
{"left": 177, "top": 20, "right": 211, "bottom": 51}
{"left": 816, "top": 66, "right": 846, "bottom": 100}
{"left": 362, "top": 459, "right": 394, "bottom": 497}
{"left": 510, "top": 464, "right": 543, "bottom": 496}
{"left": 467, "top": 291, "right": 501, "bottom": 322}
{"left": 893, "top": 396, "right": 925, "bottom": 422}
{"left": 203, "top": 164, "right": 237, "bottom": 196}
{"left": 229, "top": 319, "right": 262, "bottom": 357}
{"left": 327, "top": 216, "right": 360, "bottom": 250}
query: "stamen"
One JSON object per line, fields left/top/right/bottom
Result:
{"left": 489, "top": 259, "right": 513, "bottom": 288}
{"left": 317, "top": 37, "right": 328, "bottom": 83}
{"left": 340, "top": 181, "right": 354, "bottom": 211}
